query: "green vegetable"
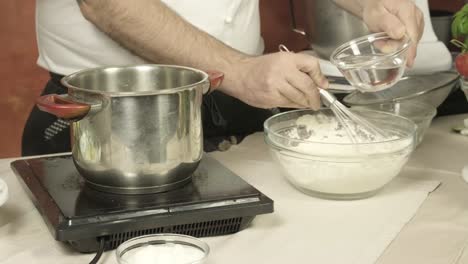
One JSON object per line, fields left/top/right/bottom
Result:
{"left": 452, "top": 4, "right": 468, "bottom": 52}
{"left": 452, "top": 5, "right": 468, "bottom": 38}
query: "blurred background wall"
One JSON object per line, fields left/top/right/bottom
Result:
{"left": 0, "top": 0, "right": 464, "bottom": 158}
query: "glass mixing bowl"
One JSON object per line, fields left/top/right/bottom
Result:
{"left": 330, "top": 32, "right": 411, "bottom": 93}
{"left": 116, "top": 234, "right": 209, "bottom": 264}
{"left": 264, "top": 109, "right": 416, "bottom": 200}
{"left": 352, "top": 100, "right": 436, "bottom": 146}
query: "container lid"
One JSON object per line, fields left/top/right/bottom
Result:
{"left": 343, "top": 71, "right": 459, "bottom": 106}
{"left": 116, "top": 234, "right": 209, "bottom": 264}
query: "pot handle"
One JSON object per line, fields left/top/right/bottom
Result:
{"left": 36, "top": 94, "right": 91, "bottom": 120}
{"left": 289, "top": 0, "right": 306, "bottom": 35}
{"left": 205, "top": 70, "right": 224, "bottom": 93}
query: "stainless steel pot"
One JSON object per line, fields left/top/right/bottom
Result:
{"left": 37, "top": 65, "right": 223, "bottom": 194}
{"left": 290, "top": 0, "right": 369, "bottom": 59}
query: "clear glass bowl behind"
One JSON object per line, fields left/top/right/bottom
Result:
{"left": 330, "top": 32, "right": 411, "bottom": 93}
{"left": 264, "top": 109, "right": 417, "bottom": 200}
{"left": 352, "top": 100, "right": 436, "bottom": 146}
{"left": 116, "top": 234, "right": 209, "bottom": 264}
{"left": 460, "top": 78, "right": 468, "bottom": 102}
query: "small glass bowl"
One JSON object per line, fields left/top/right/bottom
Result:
{"left": 116, "top": 234, "right": 209, "bottom": 264}
{"left": 330, "top": 32, "right": 411, "bottom": 93}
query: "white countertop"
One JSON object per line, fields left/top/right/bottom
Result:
{"left": 377, "top": 114, "right": 468, "bottom": 264}
{"left": 1, "top": 114, "right": 468, "bottom": 263}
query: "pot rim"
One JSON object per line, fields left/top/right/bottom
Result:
{"left": 61, "top": 64, "right": 210, "bottom": 97}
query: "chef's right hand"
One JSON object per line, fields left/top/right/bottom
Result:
{"left": 360, "top": 0, "right": 424, "bottom": 67}
{"left": 224, "top": 52, "right": 329, "bottom": 110}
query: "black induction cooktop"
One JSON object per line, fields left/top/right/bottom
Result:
{"left": 11, "top": 155, "right": 273, "bottom": 253}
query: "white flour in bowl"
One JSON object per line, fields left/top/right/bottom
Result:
{"left": 286, "top": 113, "right": 392, "bottom": 144}
{"left": 272, "top": 113, "right": 413, "bottom": 198}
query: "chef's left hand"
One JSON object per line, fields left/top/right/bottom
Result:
{"left": 361, "top": 0, "right": 424, "bottom": 67}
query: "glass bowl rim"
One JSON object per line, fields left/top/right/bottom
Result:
{"left": 263, "top": 108, "right": 417, "bottom": 146}
{"left": 329, "top": 32, "right": 411, "bottom": 68}
{"left": 343, "top": 72, "right": 459, "bottom": 106}
{"left": 351, "top": 100, "right": 437, "bottom": 120}
{"left": 264, "top": 135, "right": 413, "bottom": 159}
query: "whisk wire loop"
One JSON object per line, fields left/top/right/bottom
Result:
{"left": 279, "top": 44, "right": 390, "bottom": 143}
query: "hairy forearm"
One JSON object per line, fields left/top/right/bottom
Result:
{"left": 78, "top": 0, "right": 247, "bottom": 94}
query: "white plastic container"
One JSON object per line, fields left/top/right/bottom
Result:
{"left": 0, "top": 178, "right": 8, "bottom": 206}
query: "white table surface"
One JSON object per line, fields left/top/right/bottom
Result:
{"left": 376, "top": 114, "right": 468, "bottom": 264}
{"left": 1, "top": 114, "right": 468, "bottom": 264}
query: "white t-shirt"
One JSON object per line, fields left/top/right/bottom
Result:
{"left": 36, "top": 0, "right": 264, "bottom": 75}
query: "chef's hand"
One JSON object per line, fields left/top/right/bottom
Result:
{"left": 361, "top": 0, "right": 424, "bottom": 67}
{"left": 223, "top": 52, "right": 328, "bottom": 110}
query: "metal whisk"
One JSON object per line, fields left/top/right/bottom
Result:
{"left": 278, "top": 44, "right": 389, "bottom": 143}
{"left": 318, "top": 89, "right": 389, "bottom": 143}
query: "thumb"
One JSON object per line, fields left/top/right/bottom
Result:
{"left": 293, "top": 54, "right": 329, "bottom": 88}
{"left": 365, "top": 9, "right": 406, "bottom": 39}
{"left": 379, "top": 13, "right": 406, "bottom": 39}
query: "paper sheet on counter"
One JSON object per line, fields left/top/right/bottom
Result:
{"left": 206, "top": 133, "right": 440, "bottom": 264}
